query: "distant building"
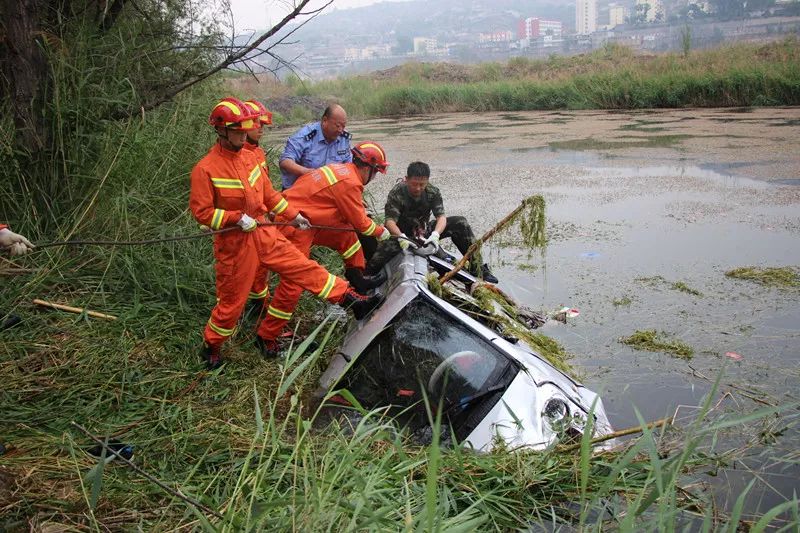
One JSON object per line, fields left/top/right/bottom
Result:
{"left": 517, "top": 17, "right": 563, "bottom": 40}
{"left": 576, "top": 0, "right": 597, "bottom": 35}
{"left": 608, "top": 4, "right": 627, "bottom": 28}
{"left": 413, "top": 37, "right": 438, "bottom": 55}
{"left": 478, "top": 31, "right": 514, "bottom": 43}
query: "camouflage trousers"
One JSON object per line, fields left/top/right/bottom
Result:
{"left": 366, "top": 216, "right": 476, "bottom": 274}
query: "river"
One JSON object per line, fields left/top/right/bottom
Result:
{"left": 350, "top": 107, "right": 800, "bottom": 518}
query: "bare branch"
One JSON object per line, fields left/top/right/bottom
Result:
{"left": 120, "top": 0, "right": 334, "bottom": 118}
{"left": 99, "top": 0, "right": 127, "bottom": 33}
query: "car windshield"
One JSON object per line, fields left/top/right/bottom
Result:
{"left": 334, "top": 296, "right": 517, "bottom": 437}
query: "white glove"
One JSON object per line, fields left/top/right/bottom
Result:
{"left": 423, "top": 231, "right": 440, "bottom": 247}
{"left": 294, "top": 213, "right": 311, "bottom": 230}
{"left": 237, "top": 214, "right": 257, "bottom": 232}
{"left": 376, "top": 227, "right": 390, "bottom": 242}
{"left": 0, "top": 228, "right": 34, "bottom": 256}
{"left": 398, "top": 233, "right": 411, "bottom": 251}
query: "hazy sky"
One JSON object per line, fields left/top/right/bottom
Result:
{"left": 229, "top": 0, "right": 388, "bottom": 32}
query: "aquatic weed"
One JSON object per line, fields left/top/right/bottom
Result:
{"left": 613, "top": 295, "right": 633, "bottom": 307}
{"left": 725, "top": 266, "right": 800, "bottom": 288}
{"left": 620, "top": 330, "right": 695, "bottom": 360}
{"left": 670, "top": 281, "right": 703, "bottom": 297}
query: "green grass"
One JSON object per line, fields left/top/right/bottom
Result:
{"left": 3, "top": 303, "right": 798, "bottom": 530}
{"left": 269, "top": 39, "right": 800, "bottom": 118}
{"left": 2, "top": 44, "right": 799, "bottom": 529}
{"left": 620, "top": 330, "right": 695, "bottom": 360}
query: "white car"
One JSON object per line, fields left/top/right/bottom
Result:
{"left": 316, "top": 249, "right": 615, "bottom": 451}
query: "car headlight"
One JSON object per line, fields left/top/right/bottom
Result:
{"left": 543, "top": 397, "right": 570, "bottom": 425}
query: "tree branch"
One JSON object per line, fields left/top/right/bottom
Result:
{"left": 99, "top": 0, "right": 127, "bottom": 32}
{"left": 119, "top": 0, "right": 334, "bottom": 118}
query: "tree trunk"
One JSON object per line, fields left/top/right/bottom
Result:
{"left": 1, "top": 0, "right": 49, "bottom": 154}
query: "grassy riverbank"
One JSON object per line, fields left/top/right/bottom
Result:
{"left": 1, "top": 81, "right": 799, "bottom": 531}
{"left": 276, "top": 39, "right": 800, "bottom": 118}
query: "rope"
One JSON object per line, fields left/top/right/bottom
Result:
{"left": 32, "top": 222, "right": 361, "bottom": 250}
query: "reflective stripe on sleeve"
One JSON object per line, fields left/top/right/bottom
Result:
{"left": 320, "top": 166, "right": 338, "bottom": 185}
{"left": 210, "top": 209, "right": 225, "bottom": 230}
{"left": 267, "top": 305, "right": 293, "bottom": 320}
{"left": 361, "top": 220, "right": 378, "bottom": 236}
{"left": 271, "top": 198, "right": 288, "bottom": 215}
{"left": 341, "top": 240, "right": 362, "bottom": 260}
{"left": 317, "top": 273, "right": 336, "bottom": 299}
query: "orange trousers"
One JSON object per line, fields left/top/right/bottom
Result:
{"left": 256, "top": 226, "right": 363, "bottom": 341}
{"left": 205, "top": 228, "right": 347, "bottom": 346}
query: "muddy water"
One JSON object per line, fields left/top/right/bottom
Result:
{"left": 353, "top": 108, "right": 800, "bottom": 515}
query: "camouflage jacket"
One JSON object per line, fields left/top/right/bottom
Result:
{"left": 384, "top": 182, "right": 445, "bottom": 235}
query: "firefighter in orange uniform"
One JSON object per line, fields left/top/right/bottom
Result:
{"left": 190, "top": 97, "right": 380, "bottom": 369}
{"left": 241, "top": 99, "right": 273, "bottom": 307}
{"left": 255, "top": 141, "right": 392, "bottom": 358}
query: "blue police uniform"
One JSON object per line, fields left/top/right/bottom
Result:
{"left": 279, "top": 121, "right": 352, "bottom": 189}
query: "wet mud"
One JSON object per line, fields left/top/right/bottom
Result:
{"left": 337, "top": 107, "right": 800, "bottom": 516}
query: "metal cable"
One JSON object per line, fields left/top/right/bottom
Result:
{"left": 32, "top": 222, "right": 361, "bottom": 250}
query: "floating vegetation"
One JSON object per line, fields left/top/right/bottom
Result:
{"left": 634, "top": 275, "right": 667, "bottom": 287}
{"left": 517, "top": 263, "right": 539, "bottom": 273}
{"left": 670, "top": 281, "right": 703, "bottom": 297}
{"left": 725, "top": 266, "right": 800, "bottom": 287}
{"left": 620, "top": 330, "right": 694, "bottom": 360}
{"left": 613, "top": 296, "right": 633, "bottom": 307}
{"left": 636, "top": 276, "right": 703, "bottom": 296}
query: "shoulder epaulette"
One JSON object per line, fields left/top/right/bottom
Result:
{"left": 303, "top": 128, "right": 318, "bottom": 141}
{"left": 341, "top": 130, "right": 351, "bottom": 140}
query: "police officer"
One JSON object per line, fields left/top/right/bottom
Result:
{"left": 278, "top": 104, "right": 352, "bottom": 190}
{"left": 279, "top": 104, "right": 382, "bottom": 261}
{"left": 367, "top": 161, "right": 499, "bottom": 284}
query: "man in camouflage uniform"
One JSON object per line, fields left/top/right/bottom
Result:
{"left": 367, "top": 161, "right": 498, "bottom": 283}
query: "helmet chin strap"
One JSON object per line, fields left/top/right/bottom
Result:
{"left": 218, "top": 128, "right": 243, "bottom": 152}
{"left": 364, "top": 166, "right": 377, "bottom": 185}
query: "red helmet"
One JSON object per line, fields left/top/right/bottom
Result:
{"left": 208, "top": 97, "right": 258, "bottom": 130}
{"left": 244, "top": 99, "right": 273, "bottom": 126}
{"left": 351, "top": 141, "right": 389, "bottom": 173}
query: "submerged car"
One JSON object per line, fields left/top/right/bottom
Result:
{"left": 315, "top": 249, "right": 615, "bottom": 451}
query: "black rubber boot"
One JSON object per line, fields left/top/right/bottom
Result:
{"left": 345, "top": 268, "right": 387, "bottom": 294}
{"left": 481, "top": 264, "right": 499, "bottom": 284}
{"left": 0, "top": 313, "right": 22, "bottom": 331}
{"left": 340, "top": 288, "right": 383, "bottom": 320}
{"left": 200, "top": 343, "right": 224, "bottom": 371}
{"left": 255, "top": 336, "right": 280, "bottom": 359}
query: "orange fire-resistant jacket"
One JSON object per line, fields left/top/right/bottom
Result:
{"left": 255, "top": 163, "right": 387, "bottom": 342}
{"left": 243, "top": 143, "right": 268, "bottom": 175}
{"left": 283, "top": 163, "right": 387, "bottom": 239}
{"left": 190, "top": 143, "right": 297, "bottom": 243}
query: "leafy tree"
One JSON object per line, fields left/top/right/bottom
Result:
{"left": 0, "top": 0, "right": 331, "bottom": 220}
